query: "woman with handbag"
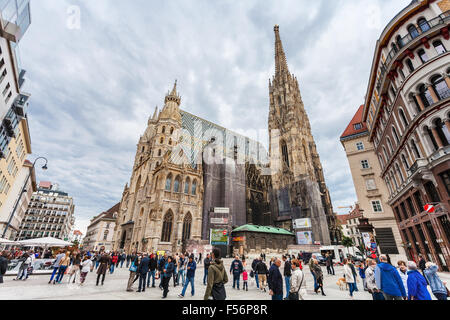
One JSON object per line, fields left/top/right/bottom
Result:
{"left": 289, "top": 260, "right": 305, "bottom": 300}
{"left": 311, "top": 259, "right": 326, "bottom": 296}
{"left": 204, "top": 247, "right": 228, "bottom": 300}
{"left": 126, "top": 255, "right": 139, "bottom": 292}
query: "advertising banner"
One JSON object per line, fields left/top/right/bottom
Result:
{"left": 210, "top": 229, "right": 229, "bottom": 245}
{"left": 296, "top": 231, "right": 313, "bottom": 245}
{"left": 362, "top": 232, "right": 371, "bottom": 248}
{"left": 293, "top": 218, "right": 312, "bottom": 229}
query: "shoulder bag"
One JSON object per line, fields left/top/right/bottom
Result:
{"left": 288, "top": 272, "right": 304, "bottom": 300}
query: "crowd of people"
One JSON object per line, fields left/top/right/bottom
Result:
{"left": 0, "top": 247, "right": 448, "bottom": 301}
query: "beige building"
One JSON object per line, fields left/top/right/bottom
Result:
{"left": 341, "top": 105, "right": 407, "bottom": 262}
{"left": 83, "top": 203, "right": 119, "bottom": 251}
{"left": 0, "top": 1, "right": 33, "bottom": 240}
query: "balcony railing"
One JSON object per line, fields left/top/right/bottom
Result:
{"left": 408, "top": 158, "right": 429, "bottom": 176}
{"left": 376, "top": 10, "right": 450, "bottom": 91}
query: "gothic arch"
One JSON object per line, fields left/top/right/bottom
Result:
{"left": 182, "top": 212, "right": 192, "bottom": 241}
{"left": 161, "top": 210, "right": 174, "bottom": 242}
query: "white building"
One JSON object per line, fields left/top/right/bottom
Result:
{"left": 83, "top": 203, "right": 119, "bottom": 252}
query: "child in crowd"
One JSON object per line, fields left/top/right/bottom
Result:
{"left": 243, "top": 269, "right": 248, "bottom": 291}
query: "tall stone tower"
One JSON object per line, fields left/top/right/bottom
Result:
{"left": 268, "top": 25, "right": 340, "bottom": 245}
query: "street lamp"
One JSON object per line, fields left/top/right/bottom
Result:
{"left": 1, "top": 157, "right": 48, "bottom": 239}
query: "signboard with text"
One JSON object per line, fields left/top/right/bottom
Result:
{"left": 210, "top": 229, "right": 229, "bottom": 245}
{"left": 293, "top": 218, "right": 312, "bottom": 229}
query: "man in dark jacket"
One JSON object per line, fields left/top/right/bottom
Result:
{"left": 251, "top": 258, "right": 260, "bottom": 289}
{"left": 229, "top": 255, "right": 243, "bottom": 290}
{"left": 282, "top": 255, "right": 292, "bottom": 299}
{"left": 158, "top": 254, "right": 167, "bottom": 289}
{"left": 147, "top": 254, "right": 158, "bottom": 288}
{"left": 203, "top": 254, "right": 211, "bottom": 285}
{"left": 179, "top": 255, "right": 196, "bottom": 298}
{"left": 162, "top": 256, "right": 174, "bottom": 298}
{"left": 268, "top": 258, "right": 283, "bottom": 300}
{"left": 256, "top": 257, "right": 268, "bottom": 292}
{"left": 137, "top": 254, "right": 150, "bottom": 292}
{"left": 326, "top": 253, "right": 335, "bottom": 275}
{"left": 0, "top": 251, "right": 9, "bottom": 284}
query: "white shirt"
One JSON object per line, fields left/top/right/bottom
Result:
{"left": 81, "top": 259, "right": 93, "bottom": 273}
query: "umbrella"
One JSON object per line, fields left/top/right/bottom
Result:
{"left": 17, "top": 237, "right": 72, "bottom": 247}
{"left": 0, "top": 238, "right": 17, "bottom": 244}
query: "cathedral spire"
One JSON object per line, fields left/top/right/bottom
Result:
{"left": 164, "top": 79, "right": 181, "bottom": 106}
{"left": 152, "top": 106, "right": 159, "bottom": 120}
{"left": 274, "top": 25, "right": 289, "bottom": 77}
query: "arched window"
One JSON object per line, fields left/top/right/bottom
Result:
{"left": 418, "top": 18, "right": 430, "bottom": 33}
{"left": 174, "top": 175, "right": 181, "bottom": 193}
{"left": 170, "top": 127, "right": 174, "bottom": 135}
{"left": 410, "top": 139, "right": 421, "bottom": 159}
{"left": 184, "top": 177, "right": 190, "bottom": 194}
{"left": 378, "top": 155, "right": 385, "bottom": 168}
{"left": 191, "top": 180, "right": 197, "bottom": 195}
{"left": 396, "top": 163, "right": 404, "bottom": 183}
{"left": 410, "top": 94, "right": 422, "bottom": 113}
{"left": 406, "top": 59, "right": 414, "bottom": 73}
{"left": 103, "top": 230, "right": 108, "bottom": 241}
{"left": 401, "top": 154, "right": 410, "bottom": 170}
{"left": 418, "top": 84, "right": 433, "bottom": 107}
{"left": 281, "top": 140, "right": 289, "bottom": 167}
{"left": 408, "top": 25, "right": 420, "bottom": 39}
{"left": 387, "top": 137, "right": 394, "bottom": 154}
{"left": 391, "top": 42, "right": 398, "bottom": 54}
{"left": 425, "top": 126, "right": 439, "bottom": 151}
{"left": 161, "top": 211, "right": 173, "bottom": 242}
{"left": 162, "top": 126, "right": 166, "bottom": 134}
{"left": 160, "top": 137, "right": 164, "bottom": 144}
{"left": 169, "top": 139, "right": 172, "bottom": 145}
{"left": 382, "top": 146, "right": 389, "bottom": 162}
{"left": 392, "top": 126, "right": 400, "bottom": 144}
{"left": 158, "top": 149, "right": 162, "bottom": 156}
{"left": 165, "top": 174, "right": 172, "bottom": 191}
{"left": 433, "top": 40, "right": 446, "bottom": 54}
{"left": 417, "top": 49, "right": 428, "bottom": 63}
{"left": 399, "top": 108, "right": 409, "bottom": 128}
{"left": 431, "top": 75, "right": 450, "bottom": 100}
{"left": 391, "top": 171, "right": 399, "bottom": 189}
{"left": 434, "top": 119, "right": 450, "bottom": 146}
{"left": 396, "top": 35, "right": 404, "bottom": 49}
{"left": 182, "top": 212, "right": 192, "bottom": 241}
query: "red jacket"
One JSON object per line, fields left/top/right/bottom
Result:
{"left": 112, "top": 255, "right": 118, "bottom": 263}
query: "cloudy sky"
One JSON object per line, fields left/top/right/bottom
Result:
{"left": 18, "top": 0, "right": 411, "bottom": 235}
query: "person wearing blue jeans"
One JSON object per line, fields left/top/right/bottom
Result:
{"left": 177, "top": 255, "right": 186, "bottom": 286}
{"left": 344, "top": 259, "right": 357, "bottom": 298}
{"left": 308, "top": 255, "right": 319, "bottom": 291}
{"left": 230, "top": 255, "right": 243, "bottom": 290}
{"left": 55, "top": 265, "right": 67, "bottom": 283}
{"left": 251, "top": 258, "right": 260, "bottom": 289}
{"left": 203, "top": 254, "right": 211, "bottom": 285}
{"left": 178, "top": 256, "right": 196, "bottom": 298}
{"left": 48, "top": 250, "right": 65, "bottom": 284}
{"left": 282, "top": 256, "right": 292, "bottom": 299}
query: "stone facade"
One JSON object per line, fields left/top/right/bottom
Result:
{"left": 268, "top": 26, "right": 340, "bottom": 245}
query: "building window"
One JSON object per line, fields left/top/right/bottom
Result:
{"left": 161, "top": 211, "right": 173, "bottom": 242}
{"left": 399, "top": 109, "right": 409, "bottom": 128}
{"left": 408, "top": 25, "right": 420, "bottom": 39}
{"left": 165, "top": 174, "right": 172, "bottom": 191}
{"left": 417, "top": 49, "right": 429, "bottom": 64}
{"left": 439, "top": 170, "right": 450, "bottom": 197}
{"left": 281, "top": 140, "right": 289, "bottom": 167}
{"left": 174, "top": 176, "right": 181, "bottom": 193}
{"left": 182, "top": 212, "right": 192, "bottom": 241}
{"left": 417, "top": 18, "right": 430, "bottom": 33}
{"left": 356, "top": 142, "right": 364, "bottom": 151}
{"left": 424, "top": 181, "right": 441, "bottom": 203}
{"left": 353, "top": 123, "right": 363, "bottom": 130}
{"left": 371, "top": 200, "right": 383, "bottom": 213}
{"left": 406, "top": 59, "right": 414, "bottom": 73}
{"left": 413, "top": 192, "right": 424, "bottom": 212}
{"left": 411, "top": 139, "right": 421, "bottom": 159}
{"left": 431, "top": 75, "right": 450, "bottom": 100}
{"left": 184, "top": 178, "right": 190, "bottom": 194}
{"left": 418, "top": 84, "right": 433, "bottom": 107}
{"left": 433, "top": 40, "right": 446, "bottom": 54}
{"left": 361, "top": 160, "right": 370, "bottom": 169}
{"left": 191, "top": 180, "right": 197, "bottom": 195}
{"left": 392, "top": 126, "right": 400, "bottom": 144}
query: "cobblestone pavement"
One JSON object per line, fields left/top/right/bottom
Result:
{"left": 1, "top": 258, "right": 446, "bottom": 300}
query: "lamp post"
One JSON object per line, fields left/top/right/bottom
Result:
{"left": 2, "top": 157, "right": 48, "bottom": 239}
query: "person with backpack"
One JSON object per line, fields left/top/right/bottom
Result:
{"left": 204, "top": 247, "right": 228, "bottom": 300}
{"left": 255, "top": 257, "right": 269, "bottom": 292}
{"left": 229, "top": 255, "right": 243, "bottom": 290}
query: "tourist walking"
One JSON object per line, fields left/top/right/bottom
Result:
{"left": 204, "top": 247, "right": 228, "bottom": 300}
{"left": 308, "top": 255, "right": 318, "bottom": 292}
{"left": 55, "top": 252, "right": 71, "bottom": 284}
{"left": 96, "top": 253, "right": 111, "bottom": 286}
{"left": 230, "top": 255, "right": 243, "bottom": 290}
{"left": 242, "top": 269, "right": 248, "bottom": 291}
{"left": 312, "top": 259, "right": 326, "bottom": 296}
{"left": 282, "top": 255, "right": 292, "bottom": 299}
{"left": 119, "top": 252, "right": 126, "bottom": 268}
{"left": 268, "top": 258, "right": 283, "bottom": 300}
{"left": 68, "top": 253, "right": 82, "bottom": 284}
{"left": 397, "top": 260, "right": 409, "bottom": 297}
{"left": 256, "top": 257, "right": 268, "bottom": 292}
{"left": 147, "top": 253, "right": 157, "bottom": 288}
{"left": 80, "top": 255, "right": 93, "bottom": 285}
{"left": 161, "top": 256, "right": 174, "bottom": 298}
{"left": 0, "top": 251, "right": 8, "bottom": 284}
{"left": 137, "top": 253, "right": 150, "bottom": 292}
{"left": 126, "top": 253, "right": 132, "bottom": 268}
{"left": 406, "top": 261, "right": 431, "bottom": 300}
{"left": 251, "top": 257, "right": 260, "bottom": 289}
{"left": 343, "top": 258, "right": 356, "bottom": 299}
{"left": 126, "top": 254, "right": 139, "bottom": 292}
{"left": 348, "top": 260, "right": 359, "bottom": 291}
{"left": 288, "top": 259, "right": 305, "bottom": 300}
{"left": 365, "top": 259, "right": 384, "bottom": 300}
{"left": 375, "top": 255, "right": 406, "bottom": 300}
{"left": 110, "top": 252, "right": 118, "bottom": 274}
{"left": 179, "top": 255, "right": 196, "bottom": 298}
{"left": 326, "top": 253, "right": 335, "bottom": 275}
{"left": 14, "top": 252, "right": 30, "bottom": 281}
{"left": 177, "top": 253, "right": 186, "bottom": 286}
{"left": 203, "top": 253, "right": 211, "bottom": 285}
{"left": 49, "top": 250, "right": 65, "bottom": 284}
{"left": 423, "top": 262, "right": 448, "bottom": 300}
{"left": 158, "top": 254, "right": 167, "bottom": 289}
{"left": 358, "top": 262, "right": 367, "bottom": 291}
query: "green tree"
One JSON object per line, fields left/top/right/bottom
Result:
{"left": 341, "top": 236, "right": 354, "bottom": 256}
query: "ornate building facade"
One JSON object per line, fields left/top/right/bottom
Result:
{"left": 268, "top": 25, "right": 340, "bottom": 245}
{"left": 113, "top": 25, "right": 340, "bottom": 253}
